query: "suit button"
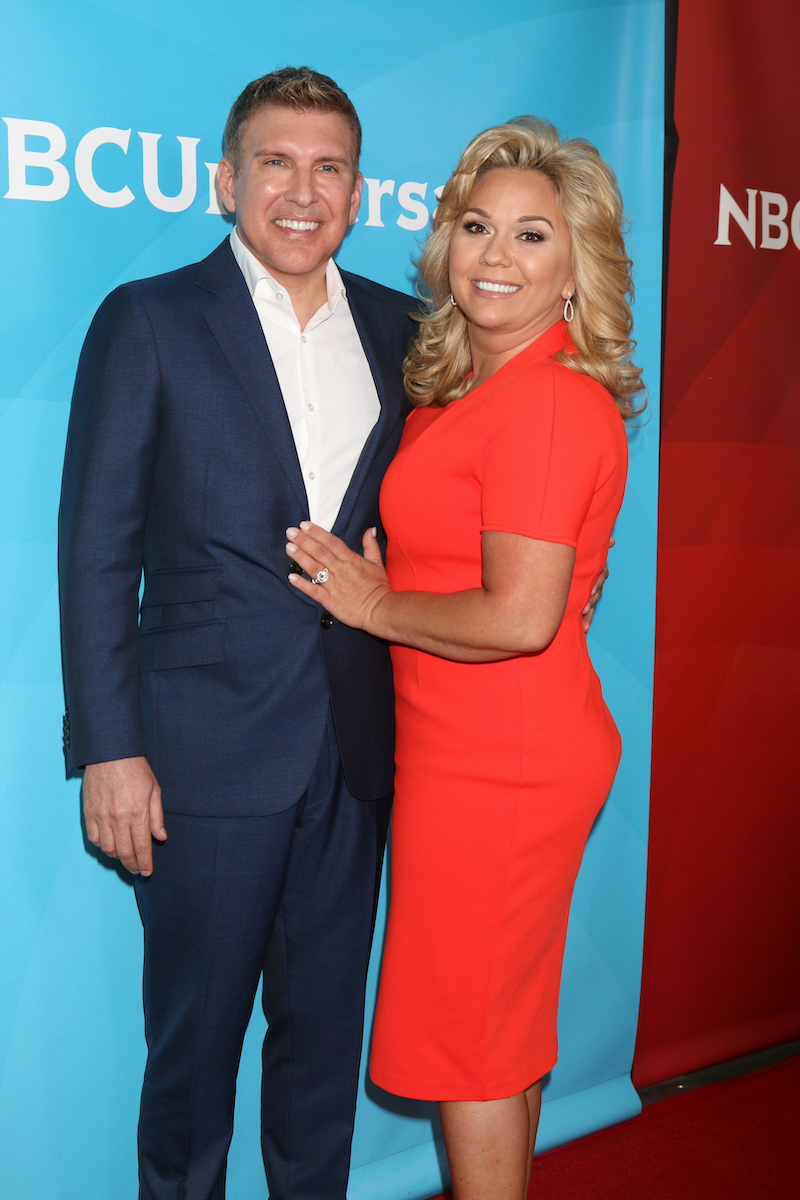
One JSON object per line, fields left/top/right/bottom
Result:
{"left": 288, "top": 561, "right": 303, "bottom": 575}
{"left": 320, "top": 614, "right": 334, "bottom": 630}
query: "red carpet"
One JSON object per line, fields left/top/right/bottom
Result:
{"left": 428, "top": 1056, "right": 800, "bottom": 1199}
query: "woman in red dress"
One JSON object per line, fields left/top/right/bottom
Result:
{"left": 286, "top": 116, "right": 644, "bottom": 1200}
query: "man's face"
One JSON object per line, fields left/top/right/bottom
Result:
{"left": 217, "top": 105, "right": 362, "bottom": 295}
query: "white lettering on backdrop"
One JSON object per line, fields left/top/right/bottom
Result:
{"left": 74, "top": 127, "right": 134, "bottom": 207}
{"left": 2, "top": 116, "right": 444, "bottom": 230}
{"left": 715, "top": 183, "right": 800, "bottom": 250}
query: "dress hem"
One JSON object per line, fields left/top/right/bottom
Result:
{"left": 368, "top": 1054, "right": 558, "bottom": 1103}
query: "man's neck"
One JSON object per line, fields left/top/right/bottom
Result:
{"left": 231, "top": 227, "right": 332, "bottom": 330}
{"left": 282, "top": 270, "right": 330, "bottom": 331}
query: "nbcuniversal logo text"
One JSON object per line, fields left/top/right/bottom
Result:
{"left": 715, "top": 184, "right": 800, "bottom": 250}
{"left": 1, "top": 117, "right": 442, "bottom": 230}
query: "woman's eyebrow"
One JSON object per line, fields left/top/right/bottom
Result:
{"left": 463, "top": 206, "right": 554, "bottom": 229}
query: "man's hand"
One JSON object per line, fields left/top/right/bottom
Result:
{"left": 582, "top": 537, "right": 615, "bottom": 633}
{"left": 83, "top": 757, "right": 166, "bottom": 876}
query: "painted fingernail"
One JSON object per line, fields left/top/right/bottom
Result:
{"left": 300, "top": 521, "right": 311, "bottom": 530}
{"left": 286, "top": 527, "right": 298, "bottom": 538}
{"left": 372, "top": 527, "right": 377, "bottom": 536}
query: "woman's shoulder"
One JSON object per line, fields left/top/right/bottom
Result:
{"left": 501, "top": 350, "right": 623, "bottom": 432}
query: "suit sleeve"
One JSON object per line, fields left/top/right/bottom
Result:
{"left": 480, "top": 365, "right": 617, "bottom": 548}
{"left": 58, "top": 286, "right": 161, "bottom": 771}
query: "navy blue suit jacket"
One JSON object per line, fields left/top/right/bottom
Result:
{"left": 59, "top": 238, "right": 415, "bottom": 816}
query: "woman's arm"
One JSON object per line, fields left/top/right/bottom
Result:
{"left": 286, "top": 523, "right": 575, "bottom": 663}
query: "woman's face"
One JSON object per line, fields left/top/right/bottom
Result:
{"left": 448, "top": 167, "right": 574, "bottom": 345}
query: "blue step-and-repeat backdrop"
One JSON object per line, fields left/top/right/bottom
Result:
{"left": 0, "top": 2, "right": 663, "bottom": 1197}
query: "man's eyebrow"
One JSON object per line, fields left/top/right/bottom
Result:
{"left": 253, "top": 149, "right": 350, "bottom": 166}
{"left": 463, "top": 206, "right": 554, "bottom": 229}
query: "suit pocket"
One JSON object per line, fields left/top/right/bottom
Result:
{"left": 139, "top": 619, "right": 226, "bottom": 672}
{"left": 141, "top": 565, "right": 220, "bottom": 607}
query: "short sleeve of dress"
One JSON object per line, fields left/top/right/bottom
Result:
{"left": 480, "top": 362, "right": 618, "bottom": 548}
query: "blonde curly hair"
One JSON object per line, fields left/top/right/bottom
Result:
{"left": 403, "top": 116, "right": 645, "bottom": 418}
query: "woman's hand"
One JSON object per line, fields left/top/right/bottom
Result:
{"left": 581, "top": 536, "right": 615, "bottom": 633}
{"left": 287, "top": 526, "right": 575, "bottom": 662}
{"left": 286, "top": 522, "right": 392, "bottom": 632}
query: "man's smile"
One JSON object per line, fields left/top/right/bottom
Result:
{"left": 274, "top": 218, "right": 322, "bottom": 231}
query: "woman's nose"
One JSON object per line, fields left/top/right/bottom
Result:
{"left": 479, "top": 234, "right": 512, "bottom": 267}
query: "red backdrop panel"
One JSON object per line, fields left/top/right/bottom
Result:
{"left": 633, "top": 0, "right": 800, "bottom": 1088}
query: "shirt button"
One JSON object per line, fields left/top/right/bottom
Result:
{"left": 308, "top": 403, "right": 314, "bottom": 411}
{"left": 308, "top": 471, "right": 315, "bottom": 480}
{"left": 276, "top": 292, "right": 284, "bottom": 300}
{"left": 321, "top": 614, "right": 334, "bottom": 630}
{"left": 301, "top": 335, "right": 307, "bottom": 344}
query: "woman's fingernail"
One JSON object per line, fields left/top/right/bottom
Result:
{"left": 300, "top": 521, "right": 311, "bottom": 530}
{"left": 286, "top": 527, "right": 298, "bottom": 538}
{"left": 372, "top": 527, "right": 377, "bottom": 536}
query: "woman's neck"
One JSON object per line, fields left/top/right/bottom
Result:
{"left": 467, "top": 316, "right": 560, "bottom": 391}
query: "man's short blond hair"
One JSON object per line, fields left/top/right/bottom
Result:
{"left": 223, "top": 66, "right": 362, "bottom": 177}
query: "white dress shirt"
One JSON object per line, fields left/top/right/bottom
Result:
{"left": 230, "top": 228, "right": 381, "bottom": 532}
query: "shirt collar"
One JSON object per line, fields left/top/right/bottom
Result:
{"left": 230, "top": 227, "right": 346, "bottom": 314}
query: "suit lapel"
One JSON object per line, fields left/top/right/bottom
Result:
{"left": 195, "top": 245, "right": 407, "bottom": 541}
{"left": 332, "top": 273, "right": 407, "bottom": 537}
{"left": 196, "top": 241, "right": 309, "bottom": 518}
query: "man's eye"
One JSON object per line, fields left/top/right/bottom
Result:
{"left": 319, "top": 164, "right": 336, "bottom": 173}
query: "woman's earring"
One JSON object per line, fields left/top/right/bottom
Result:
{"left": 563, "top": 294, "right": 574, "bottom": 323}
{"left": 450, "top": 293, "right": 458, "bottom": 307}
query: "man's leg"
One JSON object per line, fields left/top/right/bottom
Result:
{"left": 260, "top": 718, "right": 391, "bottom": 1200}
{"left": 134, "top": 804, "right": 300, "bottom": 1200}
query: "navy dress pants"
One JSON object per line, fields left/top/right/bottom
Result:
{"left": 133, "top": 718, "right": 392, "bottom": 1200}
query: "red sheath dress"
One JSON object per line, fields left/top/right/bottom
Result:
{"left": 368, "top": 321, "right": 628, "bottom": 1101}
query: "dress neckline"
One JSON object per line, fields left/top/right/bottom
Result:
{"left": 464, "top": 319, "right": 573, "bottom": 399}
{"left": 407, "top": 320, "right": 574, "bottom": 437}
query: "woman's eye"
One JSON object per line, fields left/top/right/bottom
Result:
{"left": 519, "top": 230, "right": 544, "bottom": 242}
{"left": 464, "top": 221, "right": 487, "bottom": 234}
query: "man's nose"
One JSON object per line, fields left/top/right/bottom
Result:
{"left": 284, "top": 167, "right": 317, "bottom": 208}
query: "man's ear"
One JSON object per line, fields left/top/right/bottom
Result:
{"left": 217, "top": 158, "right": 236, "bottom": 214}
{"left": 349, "top": 172, "right": 363, "bottom": 226}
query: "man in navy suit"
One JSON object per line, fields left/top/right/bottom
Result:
{"left": 59, "top": 67, "right": 415, "bottom": 1200}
